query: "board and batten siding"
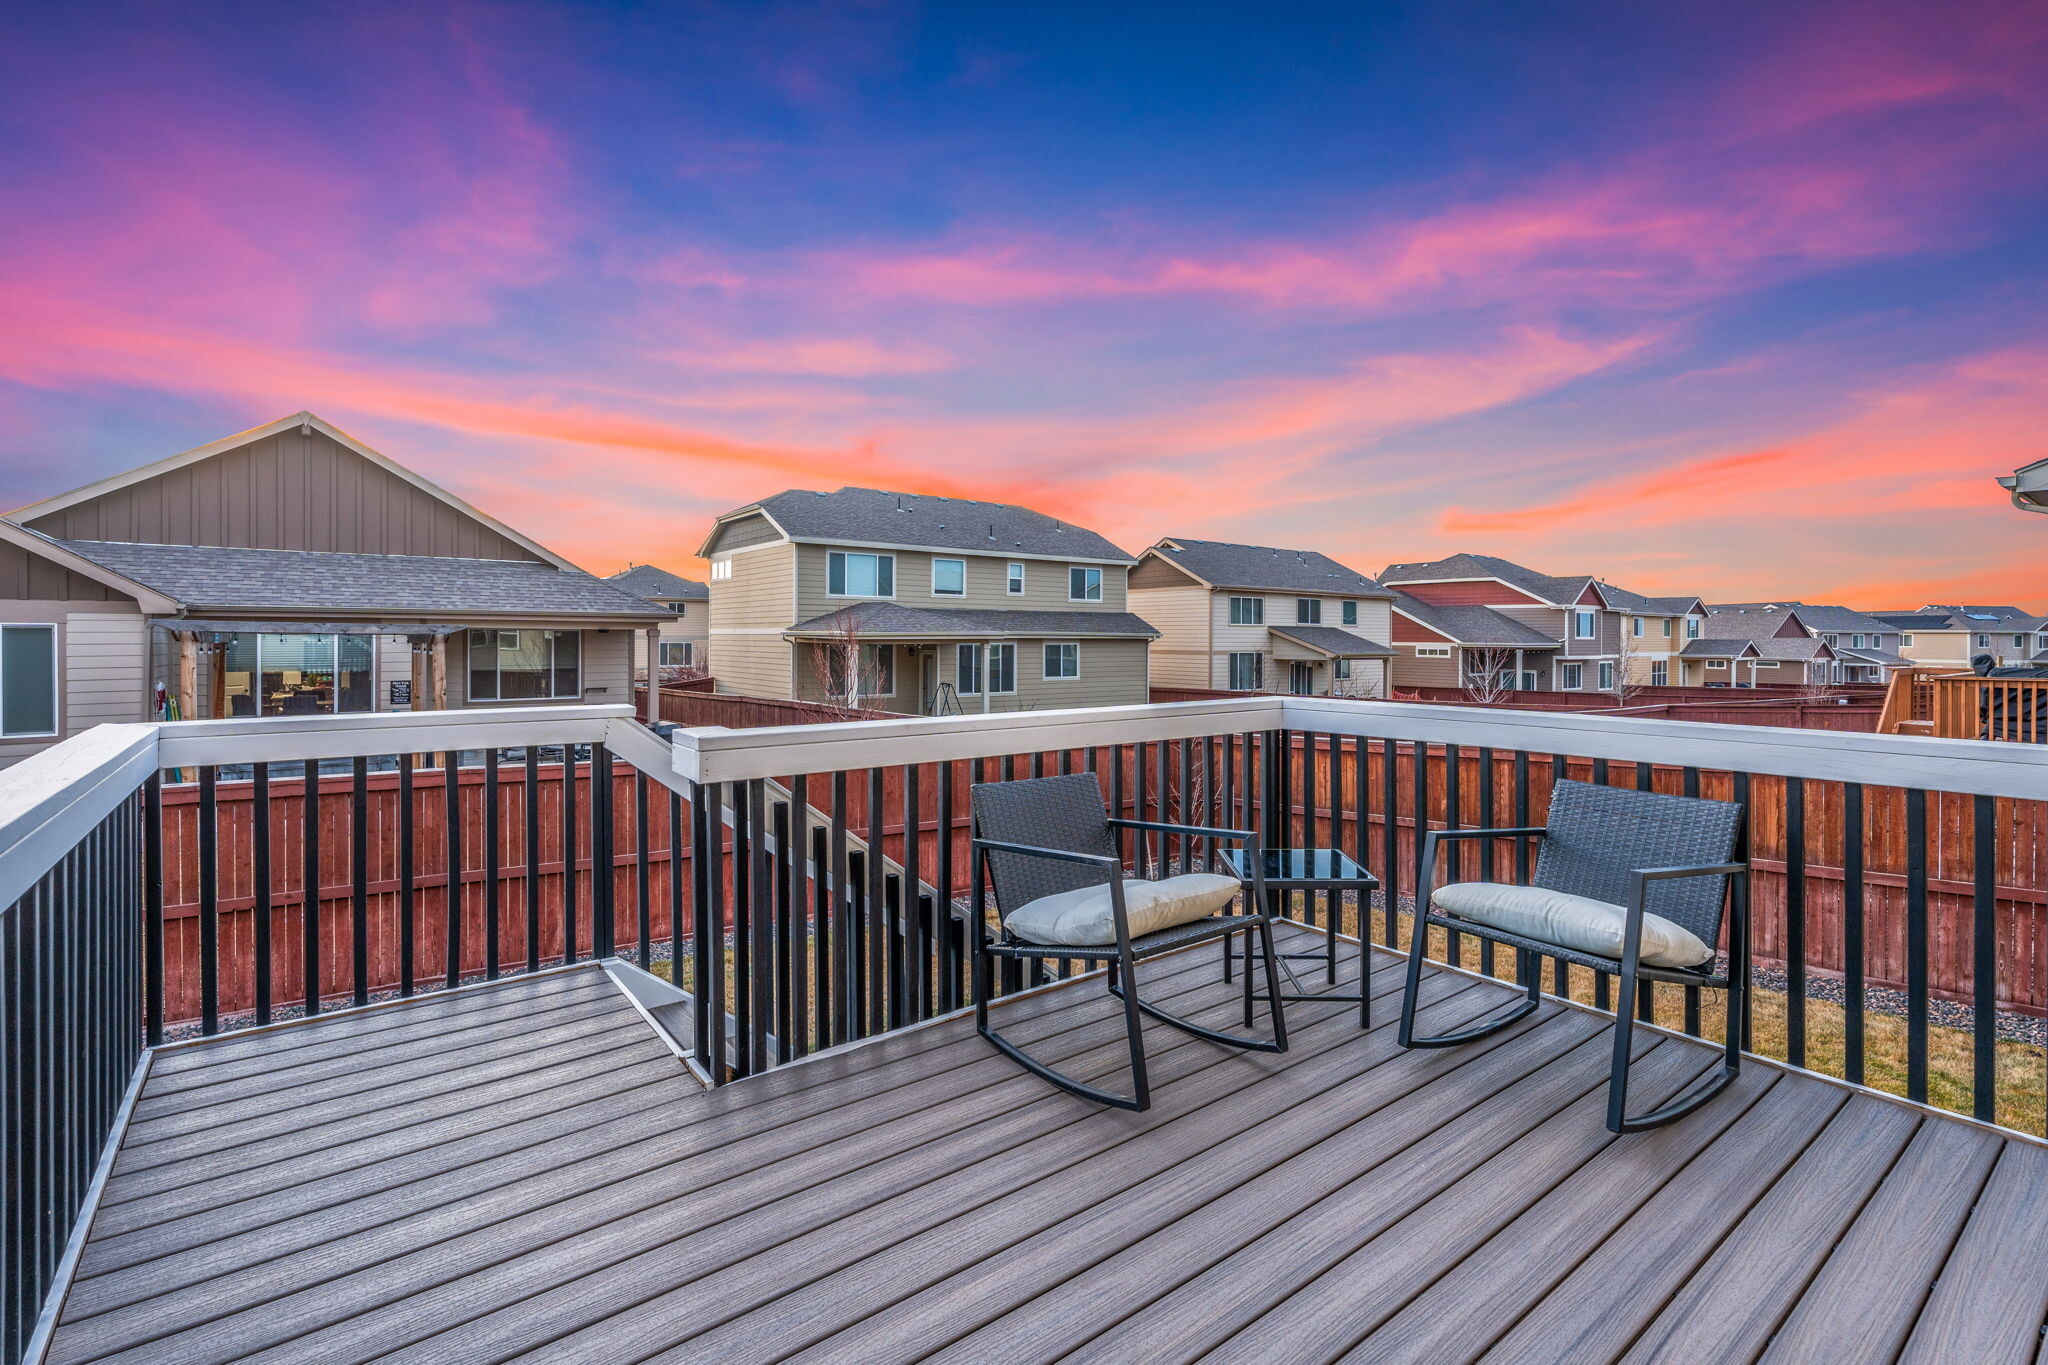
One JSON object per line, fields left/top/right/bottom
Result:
{"left": 21, "top": 427, "right": 541, "bottom": 561}
{"left": 1125, "top": 584, "right": 1211, "bottom": 687}
{"left": 709, "top": 542, "right": 798, "bottom": 698}
{"left": 791, "top": 545, "right": 1130, "bottom": 620}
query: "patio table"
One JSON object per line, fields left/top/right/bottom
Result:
{"left": 1221, "top": 846, "right": 1378, "bottom": 1028}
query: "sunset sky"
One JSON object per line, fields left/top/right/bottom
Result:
{"left": 2, "top": 1, "right": 2045, "bottom": 605}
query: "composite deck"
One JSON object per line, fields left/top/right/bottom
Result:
{"left": 43, "top": 928, "right": 2048, "bottom": 1364}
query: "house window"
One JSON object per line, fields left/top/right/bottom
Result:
{"left": 1007, "top": 563, "right": 1025, "bottom": 595}
{"left": 1977, "top": 634, "right": 1991, "bottom": 648}
{"left": 1597, "top": 661, "right": 1615, "bottom": 690}
{"left": 821, "top": 643, "right": 892, "bottom": 700}
{"left": 659, "top": 642, "right": 694, "bottom": 667}
{"left": 1631, "top": 616, "right": 1643, "bottom": 637}
{"left": 1685, "top": 617, "right": 1701, "bottom": 638}
{"left": 1560, "top": 662, "right": 1584, "bottom": 689}
{"left": 1068, "top": 567, "right": 1102, "bottom": 602}
{"left": 1228, "top": 652, "right": 1263, "bottom": 690}
{"left": 1572, "top": 610, "right": 1596, "bottom": 640}
{"left": 1229, "top": 597, "right": 1264, "bottom": 625}
{"left": 1414, "top": 645, "right": 1452, "bottom": 659}
{"left": 1296, "top": 598, "right": 1323, "bottom": 625}
{"left": 1043, "top": 642, "right": 1080, "bottom": 680}
{"left": 828, "top": 551, "right": 894, "bottom": 597}
{"left": 1662, "top": 619, "right": 1673, "bottom": 637}
{"left": 221, "top": 632, "right": 376, "bottom": 717}
{"left": 1650, "top": 661, "right": 1668, "bottom": 686}
{"left": 1902, "top": 634, "right": 1915, "bottom": 646}
{"left": 987, "top": 643, "right": 1016, "bottom": 694}
{"left": 1341, "top": 600, "right": 1358, "bottom": 626}
{"left": 955, "top": 643, "right": 982, "bottom": 695}
{"left": 1707, "top": 659, "right": 1728, "bottom": 670}
{"left": 2016, "top": 634, "right": 2029, "bottom": 650}
{"left": 1852, "top": 634, "right": 1867, "bottom": 648}
{"left": 0, "top": 624, "right": 58, "bottom": 737}
{"left": 1334, "top": 658, "right": 1352, "bottom": 680}
{"left": 931, "top": 558, "right": 966, "bottom": 597}
{"left": 1754, "top": 660, "right": 1779, "bottom": 668}
{"left": 467, "top": 629, "right": 579, "bottom": 702}
{"left": 709, "top": 559, "right": 732, "bottom": 581}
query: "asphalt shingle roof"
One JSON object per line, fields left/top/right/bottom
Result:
{"left": 606, "top": 564, "right": 708, "bottom": 602}
{"left": 1388, "top": 591, "right": 1558, "bottom": 647}
{"left": 785, "top": 601, "right": 1158, "bottom": 639}
{"left": 60, "top": 540, "right": 671, "bottom": 619}
{"left": 1378, "top": 553, "right": 1596, "bottom": 607}
{"left": 1681, "top": 637, "right": 1831, "bottom": 660}
{"left": 1265, "top": 625, "right": 1395, "bottom": 657}
{"left": 1147, "top": 539, "right": 1392, "bottom": 596}
{"left": 1598, "top": 583, "right": 1703, "bottom": 615}
{"left": 1707, "top": 602, "right": 1897, "bottom": 635}
{"left": 736, "top": 487, "right": 1133, "bottom": 562}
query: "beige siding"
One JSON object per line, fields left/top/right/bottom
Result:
{"left": 1128, "top": 584, "right": 1212, "bottom": 687}
{"left": 1207, "top": 592, "right": 1392, "bottom": 691}
{"left": 703, "top": 513, "right": 784, "bottom": 555}
{"left": 632, "top": 605, "right": 711, "bottom": 671}
{"left": 709, "top": 543, "right": 797, "bottom": 698}
{"left": 445, "top": 626, "right": 630, "bottom": 708}
{"left": 792, "top": 545, "right": 1130, "bottom": 620}
{"left": 1389, "top": 644, "right": 1461, "bottom": 690}
{"left": 24, "top": 427, "right": 540, "bottom": 560}
{"left": 0, "top": 602, "right": 147, "bottom": 769}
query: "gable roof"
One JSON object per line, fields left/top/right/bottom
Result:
{"left": 57, "top": 540, "right": 672, "bottom": 621}
{"left": 1708, "top": 601, "right": 1896, "bottom": 635}
{"left": 1598, "top": 582, "right": 1706, "bottom": 616}
{"left": 1142, "top": 539, "right": 1392, "bottom": 597}
{"left": 0, "top": 523, "right": 180, "bottom": 613}
{"left": 1681, "top": 636, "right": 1836, "bottom": 661}
{"left": 1265, "top": 624, "right": 1395, "bottom": 658}
{"left": 7, "top": 412, "right": 582, "bottom": 573}
{"left": 1922, "top": 603, "right": 2036, "bottom": 621}
{"left": 701, "top": 487, "right": 1132, "bottom": 563}
{"left": 607, "top": 563, "right": 709, "bottom": 602}
{"left": 1388, "top": 591, "right": 1559, "bottom": 647}
{"left": 784, "top": 601, "right": 1157, "bottom": 639}
{"left": 1871, "top": 611, "right": 1958, "bottom": 631}
{"left": 1379, "top": 552, "right": 1604, "bottom": 607}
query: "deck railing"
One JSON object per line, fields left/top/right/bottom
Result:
{"left": 1881, "top": 666, "right": 2048, "bottom": 741}
{"left": 4, "top": 695, "right": 2048, "bottom": 1362}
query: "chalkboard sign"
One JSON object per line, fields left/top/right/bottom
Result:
{"left": 389, "top": 680, "right": 413, "bottom": 709}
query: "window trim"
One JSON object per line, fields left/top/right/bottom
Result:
{"left": 986, "top": 641, "right": 1017, "bottom": 696}
{"left": 709, "top": 558, "right": 733, "bottom": 581}
{"left": 930, "top": 557, "right": 967, "bottom": 598}
{"left": 658, "top": 641, "right": 694, "bottom": 667}
{"left": 1006, "top": 562, "right": 1025, "bottom": 596}
{"left": 827, "top": 550, "right": 896, "bottom": 599}
{"left": 1042, "top": 641, "right": 1081, "bottom": 681}
{"left": 1340, "top": 600, "right": 1358, "bottom": 626}
{"left": 0, "top": 623, "right": 59, "bottom": 738}
{"left": 955, "top": 642, "right": 983, "bottom": 696}
{"left": 1572, "top": 609, "right": 1596, "bottom": 640}
{"left": 1560, "top": 661, "right": 1585, "bottom": 689}
{"left": 1228, "top": 596, "right": 1264, "bottom": 626}
{"left": 1597, "top": 660, "right": 1615, "bottom": 691}
{"left": 1067, "top": 566, "right": 1103, "bottom": 602}
{"left": 1334, "top": 658, "right": 1352, "bottom": 680}
{"left": 1650, "top": 661, "right": 1668, "bottom": 686}
{"left": 1413, "top": 645, "right": 1452, "bottom": 659}
{"left": 1227, "top": 651, "right": 1263, "bottom": 691}
{"left": 467, "top": 628, "right": 580, "bottom": 703}
{"left": 1295, "top": 598, "right": 1323, "bottom": 625}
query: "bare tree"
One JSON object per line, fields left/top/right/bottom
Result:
{"left": 806, "top": 615, "right": 888, "bottom": 716}
{"left": 1610, "top": 620, "right": 1649, "bottom": 705}
{"left": 1461, "top": 648, "right": 1516, "bottom": 704}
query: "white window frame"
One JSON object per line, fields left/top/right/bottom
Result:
{"left": 1650, "top": 661, "right": 1668, "bottom": 686}
{"left": 1341, "top": 600, "right": 1358, "bottom": 626}
{"left": 1706, "top": 659, "right": 1728, "bottom": 670}
{"left": 1560, "top": 661, "right": 1585, "bottom": 689}
{"left": 658, "top": 641, "right": 694, "bottom": 667}
{"left": 1043, "top": 641, "right": 1080, "bottom": 680}
{"left": 1572, "top": 610, "right": 1596, "bottom": 640}
{"left": 1901, "top": 633, "right": 1915, "bottom": 646}
{"left": 1685, "top": 617, "right": 1701, "bottom": 639}
{"left": 1068, "top": 567, "right": 1103, "bottom": 602}
{"left": 986, "top": 642, "right": 1017, "bottom": 695}
{"left": 1228, "top": 596, "right": 1264, "bottom": 626}
{"left": 1006, "top": 563, "right": 1025, "bottom": 596}
{"left": 1630, "top": 616, "right": 1643, "bottom": 637}
{"left": 1977, "top": 634, "right": 1991, "bottom": 648}
{"left": 1413, "top": 645, "right": 1452, "bottom": 659}
{"left": 1334, "top": 658, "right": 1352, "bottom": 680}
{"left": 0, "top": 623, "right": 59, "bottom": 738}
{"left": 1598, "top": 660, "right": 1615, "bottom": 690}
{"left": 709, "top": 559, "right": 733, "bottom": 581}
{"left": 955, "top": 643, "right": 982, "bottom": 696}
{"left": 931, "top": 557, "right": 967, "bottom": 597}
{"left": 1227, "top": 651, "right": 1263, "bottom": 691}
{"left": 2016, "top": 634, "right": 2029, "bottom": 650}
{"left": 827, "top": 550, "right": 896, "bottom": 599}
{"left": 1662, "top": 618, "right": 1673, "bottom": 638}
{"left": 1754, "top": 660, "right": 1780, "bottom": 669}
{"left": 1296, "top": 598, "right": 1322, "bottom": 625}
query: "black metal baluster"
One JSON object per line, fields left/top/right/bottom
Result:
{"left": 482, "top": 749, "right": 501, "bottom": 980}
{"left": 1680, "top": 765, "right": 1701, "bottom": 1036}
{"left": 396, "top": 756, "right": 414, "bottom": 997}
{"left": 636, "top": 772, "right": 652, "bottom": 971}
{"left": 773, "top": 798, "right": 794, "bottom": 1063}
{"left": 198, "top": 766, "right": 219, "bottom": 1035}
{"left": 1411, "top": 740, "right": 1429, "bottom": 959}
{"left": 1381, "top": 738, "right": 1399, "bottom": 947}
{"left": 866, "top": 767, "right": 887, "bottom": 1036}
{"left": 524, "top": 749, "right": 542, "bottom": 973}
{"left": 1784, "top": 776, "right": 1806, "bottom": 1066}
{"left": 829, "top": 772, "right": 851, "bottom": 1042}
{"left": 1733, "top": 770, "right": 1753, "bottom": 1051}
{"left": 1442, "top": 743, "right": 1461, "bottom": 966}
{"left": 1842, "top": 781, "right": 1865, "bottom": 1083}
{"left": 749, "top": 779, "right": 773, "bottom": 1075}
{"left": 592, "top": 745, "right": 616, "bottom": 960}
{"left": 351, "top": 755, "right": 370, "bottom": 1005}
{"left": 442, "top": 752, "right": 460, "bottom": 988}
{"left": 811, "top": 821, "right": 831, "bottom": 1043}
{"left": 690, "top": 782, "right": 715, "bottom": 1057}
{"left": 934, "top": 763, "right": 955, "bottom": 1013}
{"left": 1132, "top": 743, "right": 1149, "bottom": 873}
{"left": 729, "top": 787, "right": 752, "bottom": 1066}
{"left": 669, "top": 787, "right": 686, "bottom": 982}
{"left": 143, "top": 773, "right": 164, "bottom": 1046}
{"left": 305, "top": 757, "right": 324, "bottom": 1014}
{"left": 704, "top": 783, "right": 728, "bottom": 1078}
{"left": 904, "top": 765, "right": 925, "bottom": 1022}
{"left": 253, "top": 762, "right": 274, "bottom": 1021}
{"left": 1972, "top": 793, "right": 1997, "bottom": 1122}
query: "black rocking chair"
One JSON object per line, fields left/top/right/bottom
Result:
{"left": 1397, "top": 778, "right": 1750, "bottom": 1134}
{"left": 969, "top": 773, "right": 1290, "bottom": 1111}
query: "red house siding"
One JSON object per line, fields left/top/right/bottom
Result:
{"left": 1394, "top": 579, "right": 1545, "bottom": 607}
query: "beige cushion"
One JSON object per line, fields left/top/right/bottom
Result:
{"left": 1004, "top": 873, "right": 1243, "bottom": 947}
{"left": 1431, "top": 881, "right": 1714, "bottom": 969}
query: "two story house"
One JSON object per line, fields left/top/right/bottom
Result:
{"left": 698, "top": 488, "right": 1156, "bottom": 714}
{"left": 1385, "top": 590, "right": 1560, "bottom": 693}
{"left": 1873, "top": 607, "right": 2047, "bottom": 669}
{"left": 0, "top": 411, "right": 673, "bottom": 766}
{"left": 1705, "top": 603, "right": 1910, "bottom": 683}
{"left": 1129, "top": 539, "right": 1395, "bottom": 696}
{"left": 607, "top": 563, "right": 710, "bottom": 673}
{"left": 1379, "top": 554, "right": 1702, "bottom": 692}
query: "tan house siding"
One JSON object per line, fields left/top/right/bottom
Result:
{"left": 1126, "top": 584, "right": 1212, "bottom": 687}
{"left": 0, "top": 602, "right": 147, "bottom": 769}
{"left": 710, "top": 543, "right": 798, "bottom": 698}
{"left": 1208, "top": 592, "right": 1393, "bottom": 692}
{"left": 22, "top": 427, "right": 541, "bottom": 561}
{"left": 1390, "top": 644, "right": 1462, "bottom": 689}
{"left": 632, "top": 605, "right": 711, "bottom": 672}
{"left": 442, "top": 627, "right": 632, "bottom": 708}
{"left": 703, "top": 512, "right": 784, "bottom": 555}
{"left": 791, "top": 545, "right": 1129, "bottom": 620}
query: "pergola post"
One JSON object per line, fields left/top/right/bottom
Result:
{"left": 410, "top": 636, "right": 430, "bottom": 713}
{"left": 431, "top": 633, "right": 449, "bottom": 710}
{"left": 175, "top": 631, "right": 198, "bottom": 721}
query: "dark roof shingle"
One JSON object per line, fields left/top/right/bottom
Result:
{"left": 1265, "top": 625, "right": 1395, "bottom": 657}
{"left": 785, "top": 602, "right": 1157, "bottom": 639}
{"left": 607, "top": 564, "right": 708, "bottom": 602}
{"left": 734, "top": 487, "right": 1133, "bottom": 562}
{"left": 1388, "top": 591, "right": 1559, "bottom": 647}
{"left": 1146, "top": 539, "right": 1391, "bottom": 596}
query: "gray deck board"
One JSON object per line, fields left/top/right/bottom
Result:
{"left": 44, "top": 928, "right": 2048, "bottom": 1365}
